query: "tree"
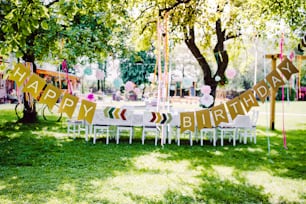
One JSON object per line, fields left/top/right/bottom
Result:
{"left": 0, "top": 0, "right": 128, "bottom": 122}
{"left": 129, "top": 0, "right": 305, "bottom": 106}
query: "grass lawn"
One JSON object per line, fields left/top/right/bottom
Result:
{"left": 0, "top": 102, "right": 305, "bottom": 204}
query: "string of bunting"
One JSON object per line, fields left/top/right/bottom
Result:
{"left": 8, "top": 54, "right": 299, "bottom": 128}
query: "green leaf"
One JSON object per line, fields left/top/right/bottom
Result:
{"left": 41, "top": 21, "right": 49, "bottom": 30}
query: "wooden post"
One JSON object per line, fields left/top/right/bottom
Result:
{"left": 265, "top": 54, "right": 305, "bottom": 130}
{"left": 265, "top": 54, "right": 281, "bottom": 130}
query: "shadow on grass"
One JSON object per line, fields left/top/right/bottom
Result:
{"left": 0, "top": 109, "right": 304, "bottom": 203}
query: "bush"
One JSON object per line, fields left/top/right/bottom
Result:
{"left": 276, "top": 87, "right": 296, "bottom": 101}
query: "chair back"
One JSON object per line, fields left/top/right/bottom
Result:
{"left": 233, "top": 115, "right": 252, "bottom": 128}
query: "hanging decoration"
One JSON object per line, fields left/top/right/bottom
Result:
{"left": 225, "top": 68, "right": 237, "bottom": 79}
{"left": 125, "top": 81, "right": 135, "bottom": 92}
{"left": 113, "top": 78, "right": 123, "bottom": 89}
{"left": 279, "top": 32, "right": 287, "bottom": 149}
{"left": 201, "top": 85, "right": 211, "bottom": 95}
{"left": 200, "top": 94, "right": 214, "bottom": 108}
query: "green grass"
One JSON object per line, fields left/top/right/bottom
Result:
{"left": 0, "top": 103, "right": 305, "bottom": 204}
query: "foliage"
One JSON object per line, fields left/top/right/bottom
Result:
{"left": 276, "top": 86, "right": 296, "bottom": 101}
{"left": 128, "top": 0, "right": 305, "bottom": 105}
{"left": 0, "top": 0, "right": 129, "bottom": 64}
{"left": 120, "top": 51, "right": 156, "bottom": 85}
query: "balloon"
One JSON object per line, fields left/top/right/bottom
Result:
{"left": 113, "top": 78, "right": 123, "bottom": 89}
{"left": 201, "top": 85, "right": 211, "bottom": 95}
{"left": 134, "top": 87, "right": 141, "bottom": 95}
{"left": 225, "top": 68, "right": 237, "bottom": 79}
{"left": 200, "top": 94, "right": 214, "bottom": 107}
{"left": 86, "top": 93, "right": 95, "bottom": 101}
{"left": 125, "top": 81, "right": 135, "bottom": 92}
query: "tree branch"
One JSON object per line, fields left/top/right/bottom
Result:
{"left": 45, "top": 0, "right": 60, "bottom": 8}
{"left": 159, "top": 0, "right": 191, "bottom": 17}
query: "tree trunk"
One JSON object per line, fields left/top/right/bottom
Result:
{"left": 184, "top": 18, "right": 229, "bottom": 107}
{"left": 19, "top": 54, "right": 38, "bottom": 123}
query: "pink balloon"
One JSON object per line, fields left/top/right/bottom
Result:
{"left": 200, "top": 94, "right": 214, "bottom": 107}
{"left": 201, "top": 85, "right": 211, "bottom": 95}
{"left": 125, "top": 81, "right": 135, "bottom": 92}
{"left": 225, "top": 68, "right": 237, "bottom": 79}
{"left": 134, "top": 87, "right": 141, "bottom": 95}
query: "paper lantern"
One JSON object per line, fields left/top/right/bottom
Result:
{"left": 113, "top": 78, "right": 123, "bottom": 89}
{"left": 225, "top": 68, "right": 237, "bottom": 79}
{"left": 125, "top": 81, "right": 135, "bottom": 92}
{"left": 200, "top": 94, "right": 214, "bottom": 107}
{"left": 201, "top": 85, "right": 211, "bottom": 95}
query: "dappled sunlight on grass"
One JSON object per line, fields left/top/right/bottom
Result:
{"left": 246, "top": 147, "right": 264, "bottom": 153}
{"left": 212, "top": 165, "right": 239, "bottom": 184}
{"left": 211, "top": 150, "right": 224, "bottom": 156}
{"left": 244, "top": 170, "right": 305, "bottom": 203}
{"left": 87, "top": 152, "right": 202, "bottom": 203}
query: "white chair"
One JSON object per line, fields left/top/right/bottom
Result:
{"left": 217, "top": 119, "right": 236, "bottom": 146}
{"left": 234, "top": 115, "right": 253, "bottom": 144}
{"left": 198, "top": 113, "right": 217, "bottom": 146}
{"left": 248, "top": 109, "right": 259, "bottom": 144}
{"left": 92, "top": 108, "right": 112, "bottom": 144}
{"left": 142, "top": 111, "right": 161, "bottom": 145}
{"left": 115, "top": 109, "right": 134, "bottom": 144}
{"left": 67, "top": 118, "right": 91, "bottom": 141}
{"left": 67, "top": 119, "right": 83, "bottom": 138}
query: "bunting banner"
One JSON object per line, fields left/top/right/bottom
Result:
{"left": 9, "top": 63, "right": 31, "bottom": 86}
{"left": 180, "top": 112, "right": 195, "bottom": 133}
{"left": 23, "top": 74, "right": 46, "bottom": 99}
{"left": 239, "top": 89, "right": 259, "bottom": 112}
{"left": 104, "top": 107, "right": 127, "bottom": 120}
{"left": 196, "top": 109, "right": 212, "bottom": 129}
{"left": 150, "top": 112, "right": 172, "bottom": 124}
{"left": 253, "top": 80, "right": 270, "bottom": 103}
{"left": 226, "top": 97, "right": 245, "bottom": 120}
{"left": 8, "top": 56, "right": 299, "bottom": 127}
{"left": 210, "top": 104, "right": 229, "bottom": 126}
{"left": 58, "top": 93, "right": 79, "bottom": 119}
{"left": 39, "top": 84, "right": 62, "bottom": 109}
{"left": 77, "top": 99, "right": 97, "bottom": 124}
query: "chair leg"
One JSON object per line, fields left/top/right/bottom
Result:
{"left": 177, "top": 128, "right": 180, "bottom": 146}
{"left": 200, "top": 131, "right": 204, "bottom": 146}
{"left": 93, "top": 127, "right": 97, "bottom": 144}
{"left": 116, "top": 128, "right": 120, "bottom": 144}
{"left": 129, "top": 129, "right": 133, "bottom": 144}
{"left": 142, "top": 128, "right": 145, "bottom": 145}
{"left": 106, "top": 129, "right": 109, "bottom": 144}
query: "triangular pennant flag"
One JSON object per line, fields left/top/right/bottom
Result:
{"left": 39, "top": 84, "right": 62, "bottom": 109}
{"left": 23, "top": 74, "right": 46, "bottom": 99}
{"left": 59, "top": 93, "right": 78, "bottom": 118}
{"left": 196, "top": 109, "right": 212, "bottom": 130}
{"left": 277, "top": 56, "right": 299, "bottom": 80}
{"left": 77, "top": 99, "right": 97, "bottom": 124}
{"left": 210, "top": 104, "right": 229, "bottom": 126}
{"left": 266, "top": 69, "right": 285, "bottom": 91}
{"left": 9, "top": 63, "right": 31, "bottom": 86}
{"left": 253, "top": 80, "right": 270, "bottom": 103}
{"left": 239, "top": 89, "right": 259, "bottom": 113}
{"left": 180, "top": 112, "right": 195, "bottom": 133}
{"left": 226, "top": 97, "right": 245, "bottom": 121}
